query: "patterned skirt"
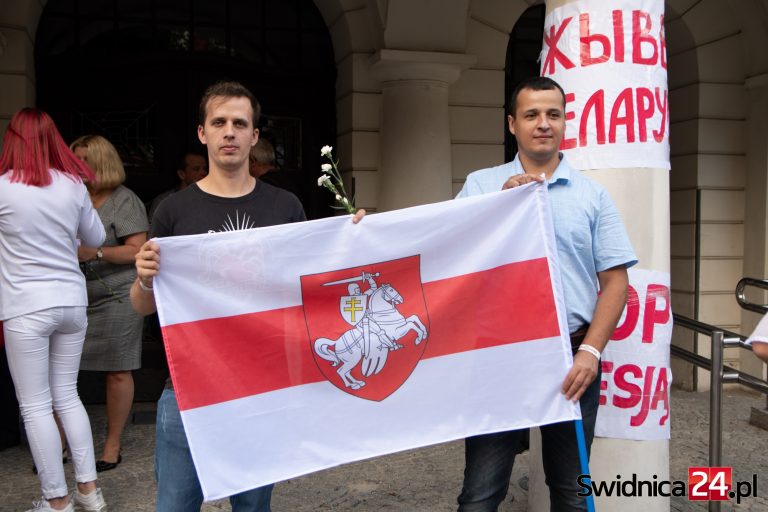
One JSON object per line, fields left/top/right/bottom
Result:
{"left": 80, "top": 267, "right": 143, "bottom": 371}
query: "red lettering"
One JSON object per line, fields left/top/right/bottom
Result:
{"left": 630, "top": 365, "right": 655, "bottom": 426}
{"left": 609, "top": 88, "right": 635, "bottom": 143}
{"left": 632, "top": 10, "right": 658, "bottom": 65}
{"left": 611, "top": 284, "right": 639, "bottom": 340}
{"left": 612, "top": 10, "right": 625, "bottom": 62}
{"left": 642, "top": 284, "right": 670, "bottom": 343}
{"left": 580, "top": 13, "right": 610, "bottom": 66}
{"left": 599, "top": 361, "right": 614, "bottom": 406}
{"left": 659, "top": 14, "right": 667, "bottom": 69}
{"left": 635, "top": 87, "right": 654, "bottom": 142}
{"left": 607, "top": 365, "right": 672, "bottom": 427}
{"left": 543, "top": 17, "right": 576, "bottom": 75}
{"left": 579, "top": 89, "right": 606, "bottom": 147}
{"left": 650, "top": 367, "right": 670, "bottom": 425}
{"left": 612, "top": 364, "right": 642, "bottom": 409}
{"left": 653, "top": 88, "right": 668, "bottom": 142}
{"left": 571, "top": 87, "right": 668, "bottom": 148}
{"left": 562, "top": 92, "right": 577, "bottom": 149}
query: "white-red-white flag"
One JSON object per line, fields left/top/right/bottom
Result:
{"left": 154, "top": 182, "right": 578, "bottom": 500}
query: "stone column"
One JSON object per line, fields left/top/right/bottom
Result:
{"left": 741, "top": 74, "right": 768, "bottom": 379}
{"left": 527, "top": 1, "right": 671, "bottom": 511}
{"left": 370, "top": 49, "right": 475, "bottom": 211}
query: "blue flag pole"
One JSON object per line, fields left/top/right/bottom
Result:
{"left": 575, "top": 419, "right": 596, "bottom": 512}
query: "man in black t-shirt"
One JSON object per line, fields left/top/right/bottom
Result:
{"left": 131, "top": 81, "right": 362, "bottom": 511}
{"left": 151, "top": 175, "right": 305, "bottom": 237}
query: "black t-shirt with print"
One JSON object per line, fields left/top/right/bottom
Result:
{"left": 150, "top": 180, "right": 306, "bottom": 238}
{"left": 151, "top": 180, "right": 306, "bottom": 390}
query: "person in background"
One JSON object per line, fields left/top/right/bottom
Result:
{"left": 251, "top": 138, "right": 302, "bottom": 198}
{"left": 747, "top": 313, "right": 768, "bottom": 363}
{"left": 0, "top": 108, "right": 107, "bottom": 511}
{"left": 70, "top": 135, "right": 148, "bottom": 473}
{"left": 248, "top": 138, "right": 276, "bottom": 178}
{"left": 147, "top": 152, "right": 207, "bottom": 223}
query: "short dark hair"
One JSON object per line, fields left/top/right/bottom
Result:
{"left": 178, "top": 152, "right": 204, "bottom": 171}
{"left": 198, "top": 81, "right": 261, "bottom": 127}
{"left": 507, "top": 76, "right": 566, "bottom": 117}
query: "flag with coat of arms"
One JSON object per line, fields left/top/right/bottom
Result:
{"left": 153, "top": 181, "right": 579, "bottom": 500}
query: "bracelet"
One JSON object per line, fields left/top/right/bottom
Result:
{"left": 138, "top": 279, "right": 154, "bottom": 292}
{"left": 577, "top": 344, "right": 601, "bottom": 360}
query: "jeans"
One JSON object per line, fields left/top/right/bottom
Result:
{"left": 457, "top": 361, "right": 602, "bottom": 512}
{"left": 3, "top": 306, "right": 97, "bottom": 499}
{"left": 155, "top": 388, "right": 274, "bottom": 511}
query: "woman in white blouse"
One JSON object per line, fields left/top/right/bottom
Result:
{"left": 0, "top": 109, "right": 108, "bottom": 512}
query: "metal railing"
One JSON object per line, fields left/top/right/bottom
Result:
{"left": 735, "top": 277, "right": 768, "bottom": 314}
{"left": 671, "top": 278, "right": 768, "bottom": 512}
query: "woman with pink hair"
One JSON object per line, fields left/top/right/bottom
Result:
{"left": 0, "top": 109, "right": 108, "bottom": 511}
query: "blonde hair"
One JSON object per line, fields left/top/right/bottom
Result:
{"left": 70, "top": 135, "right": 125, "bottom": 191}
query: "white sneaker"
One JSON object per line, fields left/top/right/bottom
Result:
{"left": 72, "top": 488, "right": 107, "bottom": 512}
{"left": 25, "top": 499, "right": 74, "bottom": 512}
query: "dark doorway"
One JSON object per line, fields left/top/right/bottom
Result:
{"left": 35, "top": 0, "right": 337, "bottom": 403}
{"left": 505, "top": 4, "right": 545, "bottom": 162}
{"left": 35, "top": 0, "right": 337, "bottom": 219}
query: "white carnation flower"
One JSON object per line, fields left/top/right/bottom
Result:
{"left": 321, "top": 163, "right": 332, "bottom": 172}
{"left": 320, "top": 145, "right": 333, "bottom": 157}
{"left": 317, "top": 175, "right": 331, "bottom": 186}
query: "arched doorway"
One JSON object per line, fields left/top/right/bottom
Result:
{"left": 34, "top": 0, "right": 337, "bottom": 402}
{"left": 35, "top": 0, "right": 337, "bottom": 219}
{"left": 504, "top": 4, "right": 545, "bottom": 162}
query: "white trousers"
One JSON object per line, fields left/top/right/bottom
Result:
{"left": 3, "top": 306, "right": 97, "bottom": 499}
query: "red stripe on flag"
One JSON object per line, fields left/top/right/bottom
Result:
{"left": 164, "top": 257, "right": 560, "bottom": 411}
{"left": 422, "top": 257, "right": 559, "bottom": 358}
{"left": 162, "top": 305, "right": 322, "bottom": 412}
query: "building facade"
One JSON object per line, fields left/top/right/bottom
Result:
{"left": 1, "top": 0, "right": 767, "bottom": 386}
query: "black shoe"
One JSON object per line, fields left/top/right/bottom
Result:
{"left": 96, "top": 453, "right": 122, "bottom": 472}
{"left": 32, "top": 447, "right": 68, "bottom": 474}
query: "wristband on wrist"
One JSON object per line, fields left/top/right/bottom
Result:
{"left": 138, "top": 279, "right": 154, "bottom": 292}
{"left": 577, "top": 344, "right": 601, "bottom": 360}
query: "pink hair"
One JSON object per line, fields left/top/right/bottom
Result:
{"left": 0, "top": 108, "right": 95, "bottom": 186}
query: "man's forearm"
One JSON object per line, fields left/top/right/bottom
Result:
{"left": 584, "top": 266, "right": 629, "bottom": 353}
{"left": 130, "top": 278, "right": 157, "bottom": 316}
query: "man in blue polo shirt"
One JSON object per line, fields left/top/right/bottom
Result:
{"left": 455, "top": 76, "right": 637, "bottom": 511}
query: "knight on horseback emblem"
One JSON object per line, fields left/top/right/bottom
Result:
{"left": 313, "top": 271, "right": 429, "bottom": 390}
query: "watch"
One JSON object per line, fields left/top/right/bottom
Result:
{"left": 96, "top": 248, "right": 103, "bottom": 261}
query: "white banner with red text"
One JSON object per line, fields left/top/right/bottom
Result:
{"left": 542, "top": 0, "right": 669, "bottom": 171}
{"left": 596, "top": 268, "right": 671, "bottom": 440}
{"left": 153, "top": 183, "right": 579, "bottom": 501}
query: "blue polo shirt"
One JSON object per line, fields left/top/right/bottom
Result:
{"left": 457, "top": 154, "right": 637, "bottom": 333}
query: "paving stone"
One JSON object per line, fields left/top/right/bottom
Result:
{"left": 1, "top": 388, "right": 765, "bottom": 511}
